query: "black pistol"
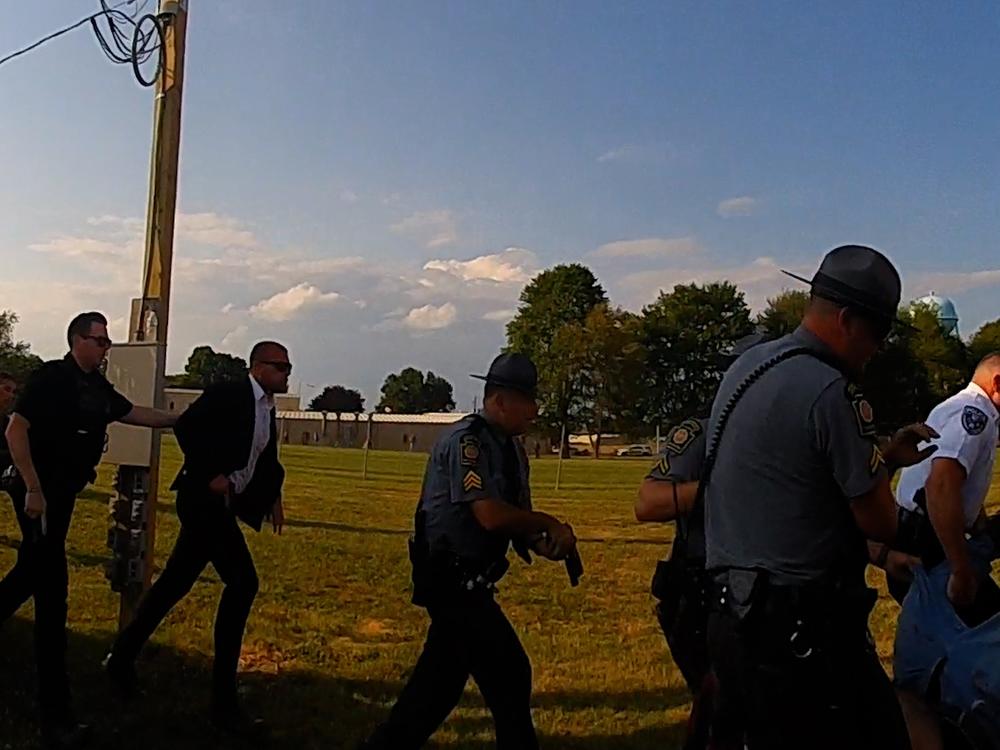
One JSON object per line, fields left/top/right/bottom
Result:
{"left": 565, "top": 547, "right": 583, "bottom": 587}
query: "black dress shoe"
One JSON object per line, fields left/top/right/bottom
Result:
{"left": 210, "top": 704, "right": 270, "bottom": 740}
{"left": 41, "top": 720, "right": 92, "bottom": 749}
{"left": 103, "top": 652, "right": 141, "bottom": 700}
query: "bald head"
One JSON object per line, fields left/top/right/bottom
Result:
{"left": 973, "top": 351, "right": 1000, "bottom": 410}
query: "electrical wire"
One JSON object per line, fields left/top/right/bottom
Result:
{"left": 0, "top": 0, "right": 165, "bottom": 87}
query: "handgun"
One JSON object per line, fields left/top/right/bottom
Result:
{"left": 565, "top": 547, "right": 583, "bottom": 587}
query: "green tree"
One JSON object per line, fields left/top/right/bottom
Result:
{"left": 863, "top": 324, "right": 935, "bottom": 432}
{"left": 505, "top": 264, "right": 607, "bottom": 441}
{"left": 756, "top": 290, "right": 809, "bottom": 337}
{"left": 0, "top": 310, "right": 43, "bottom": 383}
{"left": 639, "top": 282, "right": 754, "bottom": 425}
{"left": 168, "top": 346, "right": 248, "bottom": 388}
{"left": 308, "top": 385, "right": 364, "bottom": 413}
{"left": 565, "top": 305, "right": 646, "bottom": 457}
{"left": 904, "top": 302, "right": 970, "bottom": 402}
{"left": 969, "top": 319, "right": 1000, "bottom": 363}
{"left": 377, "top": 368, "right": 455, "bottom": 413}
{"left": 423, "top": 372, "right": 456, "bottom": 413}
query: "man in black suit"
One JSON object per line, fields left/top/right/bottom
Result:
{"left": 105, "top": 341, "right": 291, "bottom": 737}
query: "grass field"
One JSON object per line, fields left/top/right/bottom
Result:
{"left": 1, "top": 438, "right": 998, "bottom": 749}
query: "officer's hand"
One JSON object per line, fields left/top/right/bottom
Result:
{"left": 883, "top": 423, "right": 940, "bottom": 469}
{"left": 208, "top": 474, "right": 232, "bottom": 497}
{"left": 947, "top": 565, "right": 979, "bottom": 608}
{"left": 24, "top": 488, "right": 46, "bottom": 519}
{"left": 540, "top": 522, "right": 576, "bottom": 561}
{"left": 271, "top": 497, "right": 284, "bottom": 535}
{"left": 883, "top": 550, "right": 919, "bottom": 584}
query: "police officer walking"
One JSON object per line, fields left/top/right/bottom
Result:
{"left": 360, "top": 353, "right": 578, "bottom": 750}
{"left": 703, "top": 246, "right": 933, "bottom": 750}
{"left": 635, "top": 332, "right": 769, "bottom": 749}
{"left": 1, "top": 312, "right": 176, "bottom": 749}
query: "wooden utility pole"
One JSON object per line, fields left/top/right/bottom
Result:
{"left": 119, "top": 0, "right": 189, "bottom": 629}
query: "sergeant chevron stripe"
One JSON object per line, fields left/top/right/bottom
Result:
{"left": 463, "top": 471, "right": 483, "bottom": 492}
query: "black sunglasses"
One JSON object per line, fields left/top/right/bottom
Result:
{"left": 261, "top": 361, "right": 293, "bottom": 374}
{"left": 83, "top": 335, "right": 113, "bottom": 348}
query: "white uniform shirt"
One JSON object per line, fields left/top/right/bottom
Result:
{"left": 228, "top": 375, "right": 275, "bottom": 495}
{"left": 897, "top": 382, "right": 1000, "bottom": 528}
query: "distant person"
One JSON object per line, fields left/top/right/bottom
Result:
{"left": 105, "top": 341, "right": 291, "bottom": 739}
{"left": 360, "top": 353, "right": 578, "bottom": 750}
{"left": 893, "top": 352, "right": 1000, "bottom": 749}
{"left": 0, "top": 371, "right": 16, "bottom": 479}
{"left": 704, "top": 246, "right": 936, "bottom": 749}
{"left": 1, "top": 312, "right": 176, "bottom": 749}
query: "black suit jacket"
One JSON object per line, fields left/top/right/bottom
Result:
{"left": 170, "top": 378, "right": 285, "bottom": 532}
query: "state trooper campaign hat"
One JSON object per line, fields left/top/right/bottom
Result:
{"left": 782, "top": 244, "right": 903, "bottom": 326}
{"left": 472, "top": 353, "right": 538, "bottom": 398}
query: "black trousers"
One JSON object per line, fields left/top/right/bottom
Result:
{"left": 112, "top": 490, "right": 259, "bottom": 706}
{"left": 366, "top": 596, "right": 537, "bottom": 750}
{"left": 0, "top": 482, "right": 77, "bottom": 723}
{"left": 707, "top": 607, "right": 911, "bottom": 750}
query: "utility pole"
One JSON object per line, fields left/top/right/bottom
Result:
{"left": 118, "top": 0, "right": 189, "bottom": 630}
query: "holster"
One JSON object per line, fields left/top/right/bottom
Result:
{"left": 409, "top": 535, "right": 509, "bottom": 607}
{"left": 653, "top": 558, "right": 711, "bottom": 691}
{"left": 896, "top": 492, "right": 946, "bottom": 569}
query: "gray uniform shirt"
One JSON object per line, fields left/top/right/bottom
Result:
{"left": 420, "top": 413, "right": 532, "bottom": 567}
{"left": 646, "top": 417, "right": 708, "bottom": 558}
{"left": 705, "top": 326, "right": 886, "bottom": 585}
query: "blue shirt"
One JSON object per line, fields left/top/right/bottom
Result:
{"left": 420, "top": 413, "right": 532, "bottom": 567}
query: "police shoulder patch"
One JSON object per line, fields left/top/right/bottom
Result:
{"left": 664, "top": 419, "right": 702, "bottom": 456}
{"left": 961, "top": 405, "right": 988, "bottom": 436}
{"left": 459, "top": 434, "right": 481, "bottom": 467}
{"left": 846, "top": 384, "right": 877, "bottom": 438}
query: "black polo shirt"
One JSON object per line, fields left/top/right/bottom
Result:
{"left": 14, "top": 355, "right": 133, "bottom": 494}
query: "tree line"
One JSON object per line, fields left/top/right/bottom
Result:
{"left": 2, "top": 266, "right": 998, "bottom": 447}
{"left": 504, "top": 264, "right": 1000, "bottom": 454}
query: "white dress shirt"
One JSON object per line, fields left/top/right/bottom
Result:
{"left": 897, "top": 382, "right": 999, "bottom": 528}
{"left": 228, "top": 375, "right": 275, "bottom": 495}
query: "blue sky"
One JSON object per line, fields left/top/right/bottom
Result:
{"left": 2, "top": 1, "right": 999, "bottom": 409}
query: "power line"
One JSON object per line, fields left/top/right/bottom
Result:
{"left": 0, "top": 0, "right": 163, "bottom": 86}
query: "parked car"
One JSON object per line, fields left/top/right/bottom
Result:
{"left": 615, "top": 444, "right": 653, "bottom": 457}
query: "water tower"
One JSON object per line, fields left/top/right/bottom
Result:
{"left": 916, "top": 291, "right": 960, "bottom": 337}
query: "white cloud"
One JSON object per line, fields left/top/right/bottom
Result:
{"left": 221, "top": 325, "right": 249, "bottom": 350}
{"left": 483, "top": 309, "right": 516, "bottom": 322}
{"left": 80, "top": 212, "right": 258, "bottom": 248}
{"left": 339, "top": 189, "right": 359, "bottom": 204}
{"left": 390, "top": 210, "right": 458, "bottom": 249}
{"left": 177, "top": 212, "right": 257, "bottom": 248}
{"left": 591, "top": 237, "right": 702, "bottom": 260}
{"left": 250, "top": 283, "right": 342, "bottom": 322}
{"left": 423, "top": 247, "right": 537, "bottom": 283}
{"left": 597, "top": 145, "right": 636, "bottom": 163}
{"left": 717, "top": 196, "right": 758, "bottom": 218}
{"left": 221, "top": 303, "right": 235, "bottom": 313}
{"left": 402, "top": 302, "right": 457, "bottom": 330}
{"left": 910, "top": 269, "right": 1000, "bottom": 296}
{"left": 596, "top": 143, "right": 675, "bottom": 164}
{"left": 29, "top": 235, "right": 138, "bottom": 259}
{"left": 616, "top": 256, "right": 794, "bottom": 312}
